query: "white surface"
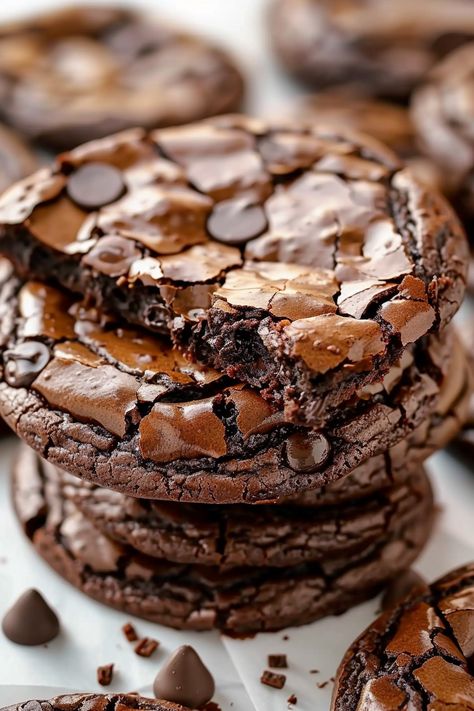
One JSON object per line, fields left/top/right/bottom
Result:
{"left": 0, "top": 0, "right": 473, "bottom": 709}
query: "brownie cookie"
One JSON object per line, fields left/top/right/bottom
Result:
{"left": 2, "top": 695, "right": 192, "bottom": 711}
{"left": 0, "top": 123, "right": 37, "bottom": 194}
{"left": 411, "top": 43, "right": 474, "bottom": 231}
{"left": 0, "top": 273, "right": 468, "bottom": 503}
{"left": 0, "top": 7, "right": 243, "bottom": 150}
{"left": 331, "top": 562, "right": 474, "bottom": 710}
{"left": 0, "top": 119, "right": 467, "bottom": 426}
{"left": 13, "top": 459, "right": 434, "bottom": 633}
{"left": 14, "top": 444, "right": 433, "bottom": 569}
{"left": 286, "top": 91, "right": 443, "bottom": 192}
{"left": 269, "top": 0, "right": 474, "bottom": 100}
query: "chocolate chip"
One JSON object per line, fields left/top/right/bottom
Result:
{"left": 122, "top": 622, "right": 138, "bottom": 642}
{"left": 97, "top": 663, "right": 114, "bottom": 686}
{"left": 134, "top": 637, "right": 159, "bottom": 657}
{"left": 260, "top": 670, "right": 286, "bottom": 689}
{"left": 153, "top": 645, "right": 215, "bottom": 708}
{"left": 268, "top": 654, "right": 288, "bottom": 669}
{"left": 381, "top": 570, "right": 428, "bottom": 611}
{"left": 82, "top": 235, "right": 141, "bottom": 277}
{"left": 2, "top": 589, "right": 60, "bottom": 645}
{"left": 4, "top": 341, "right": 50, "bottom": 387}
{"left": 67, "top": 162, "right": 125, "bottom": 210}
{"left": 284, "top": 432, "right": 331, "bottom": 473}
{"left": 207, "top": 196, "right": 267, "bottom": 245}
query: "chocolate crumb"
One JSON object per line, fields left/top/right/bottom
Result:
{"left": 97, "top": 663, "right": 114, "bottom": 686}
{"left": 317, "top": 681, "right": 329, "bottom": 689}
{"left": 309, "top": 669, "right": 319, "bottom": 674}
{"left": 261, "top": 670, "right": 286, "bottom": 689}
{"left": 268, "top": 654, "right": 288, "bottom": 669}
{"left": 287, "top": 694, "right": 297, "bottom": 705}
{"left": 134, "top": 637, "right": 159, "bottom": 657}
{"left": 122, "top": 622, "right": 138, "bottom": 642}
{"left": 282, "top": 635, "right": 289, "bottom": 641}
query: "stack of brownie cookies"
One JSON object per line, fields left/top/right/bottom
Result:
{"left": 0, "top": 116, "right": 470, "bottom": 633}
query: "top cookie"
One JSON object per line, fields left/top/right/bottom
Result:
{"left": 0, "top": 6, "right": 244, "bottom": 150}
{"left": 269, "top": 0, "right": 474, "bottom": 100}
{"left": 411, "top": 43, "right": 474, "bottom": 229}
{"left": 0, "top": 117, "right": 467, "bottom": 426}
{"left": 331, "top": 562, "right": 474, "bottom": 710}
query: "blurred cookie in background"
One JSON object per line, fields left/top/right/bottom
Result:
{"left": 0, "top": 123, "right": 37, "bottom": 194}
{"left": 269, "top": 0, "right": 474, "bottom": 101}
{"left": 411, "top": 42, "right": 474, "bottom": 233}
{"left": 0, "top": 5, "right": 245, "bottom": 150}
{"left": 281, "top": 90, "right": 444, "bottom": 192}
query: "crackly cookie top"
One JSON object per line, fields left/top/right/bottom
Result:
{"left": 412, "top": 42, "right": 474, "bottom": 194}
{"left": 2, "top": 694, "right": 192, "bottom": 711}
{"left": 0, "top": 116, "right": 467, "bottom": 378}
{"left": 332, "top": 562, "right": 474, "bottom": 710}
{"left": 269, "top": 0, "right": 474, "bottom": 99}
{"left": 0, "top": 6, "right": 243, "bottom": 148}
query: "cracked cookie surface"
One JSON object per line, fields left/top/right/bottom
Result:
{"left": 12, "top": 448, "right": 434, "bottom": 633}
{"left": 14, "top": 444, "right": 434, "bottom": 570}
{"left": 0, "top": 116, "right": 467, "bottom": 426}
{"left": 331, "top": 562, "right": 474, "bottom": 710}
{"left": 0, "top": 266, "right": 468, "bottom": 502}
{"left": 2, "top": 694, "right": 192, "bottom": 711}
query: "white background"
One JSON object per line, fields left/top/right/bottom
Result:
{"left": 0, "top": 1, "right": 473, "bottom": 709}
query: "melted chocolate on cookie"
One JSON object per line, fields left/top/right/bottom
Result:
{"left": 0, "top": 117, "right": 467, "bottom": 426}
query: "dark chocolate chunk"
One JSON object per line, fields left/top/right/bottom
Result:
{"left": 122, "top": 622, "right": 138, "bottom": 642}
{"left": 287, "top": 694, "right": 297, "bottom": 705}
{"left": 97, "top": 664, "right": 114, "bottom": 686}
{"left": 2, "top": 588, "right": 59, "bottom": 645}
{"left": 134, "top": 637, "right": 159, "bottom": 657}
{"left": 261, "top": 670, "right": 286, "bottom": 689}
{"left": 268, "top": 654, "right": 288, "bottom": 669}
{"left": 4, "top": 341, "right": 50, "bottom": 387}
{"left": 153, "top": 646, "right": 215, "bottom": 708}
{"left": 67, "top": 163, "right": 126, "bottom": 211}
